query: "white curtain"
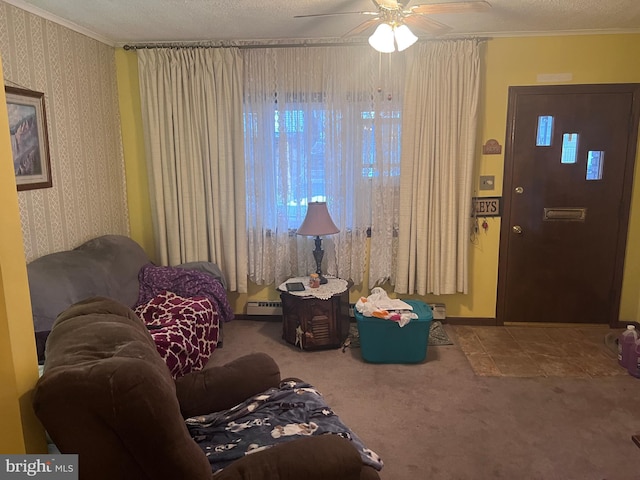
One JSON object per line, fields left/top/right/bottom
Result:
{"left": 243, "top": 46, "right": 405, "bottom": 287}
{"left": 137, "top": 48, "right": 248, "bottom": 292}
{"left": 394, "top": 39, "right": 480, "bottom": 295}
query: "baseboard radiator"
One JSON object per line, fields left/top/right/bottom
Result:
{"left": 246, "top": 301, "right": 356, "bottom": 317}
{"left": 246, "top": 301, "right": 283, "bottom": 316}
{"left": 431, "top": 303, "right": 446, "bottom": 320}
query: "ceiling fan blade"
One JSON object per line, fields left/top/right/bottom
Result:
{"left": 342, "top": 18, "right": 381, "bottom": 38}
{"left": 371, "top": 0, "right": 399, "bottom": 10}
{"left": 410, "top": 1, "right": 491, "bottom": 15}
{"left": 404, "top": 15, "right": 452, "bottom": 34}
{"left": 294, "top": 11, "right": 378, "bottom": 18}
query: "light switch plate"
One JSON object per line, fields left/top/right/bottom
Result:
{"left": 479, "top": 175, "right": 495, "bottom": 191}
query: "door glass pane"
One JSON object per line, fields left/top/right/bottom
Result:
{"left": 586, "top": 151, "right": 604, "bottom": 180}
{"left": 536, "top": 115, "right": 553, "bottom": 146}
{"left": 561, "top": 133, "right": 579, "bottom": 164}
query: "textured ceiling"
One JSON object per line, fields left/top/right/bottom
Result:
{"left": 5, "top": 0, "right": 640, "bottom": 46}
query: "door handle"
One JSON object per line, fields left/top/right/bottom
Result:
{"left": 512, "top": 225, "right": 523, "bottom": 234}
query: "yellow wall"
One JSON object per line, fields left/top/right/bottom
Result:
{"left": 0, "top": 56, "right": 47, "bottom": 453}
{"left": 116, "top": 34, "right": 640, "bottom": 323}
{"left": 115, "top": 49, "right": 157, "bottom": 262}
{"left": 477, "top": 35, "right": 640, "bottom": 324}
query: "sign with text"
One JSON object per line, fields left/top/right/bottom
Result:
{"left": 0, "top": 455, "right": 77, "bottom": 479}
{"left": 472, "top": 197, "right": 501, "bottom": 217}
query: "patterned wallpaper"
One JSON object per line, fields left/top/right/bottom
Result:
{"left": 0, "top": 2, "right": 129, "bottom": 262}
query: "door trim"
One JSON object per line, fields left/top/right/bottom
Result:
{"left": 496, "top": 84, "right": 640, "bottom": 328}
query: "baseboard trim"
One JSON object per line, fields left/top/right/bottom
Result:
{"left": 234, "top": 314, "right": 282, "bottom": 322}
{"left": 504, "top": 321, "right": 614, "bottom": 328}
{"left": 235, "top": 313, "right": 498, "bottom": 326}
{"left": 235, "top": 314, "right": 629, "bottom": 328}
{"left": 444, "top": 317, "right": 497, "bottom": 326}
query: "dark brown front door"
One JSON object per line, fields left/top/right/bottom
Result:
{"left": 497, "top": 84, "right": 640, "bottom": 326}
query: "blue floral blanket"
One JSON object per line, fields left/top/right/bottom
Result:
{"left": 185, "top": 380, "right": 383, "bottom": 473}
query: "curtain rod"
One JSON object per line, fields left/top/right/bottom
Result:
{"left": 122, "top": 37, "right": 487, "bottom": 51}
{"left": 123, "top": 41, "right": 367, "bottom": 50}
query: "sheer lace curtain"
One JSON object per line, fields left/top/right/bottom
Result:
{"left": 137, "top": 48, "right": 248, "bottom": 292}
{"left": 243, "top": 46, "right": 405, "bottom": 286}
{"left": 394, "top": 39, "right": 481, "bottom": 295}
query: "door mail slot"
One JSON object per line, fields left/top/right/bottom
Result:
{"left": 543, "top": 207, "right": 586, "bottom": 221}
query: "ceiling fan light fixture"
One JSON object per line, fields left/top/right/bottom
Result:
{"left": 368, "top": 23, "right": 396, "bottom": 53}
{"left": 394, "top": 24, "right": 418, "bottom": 51}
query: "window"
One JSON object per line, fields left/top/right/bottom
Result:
{"left": 561, "top": 133, "right": 579, "bottom": 164}
{"left": 536, "top": 115, "right": 554, "bottom": 146}
{"left": 361, "top": 110, "right": 402, "bottom": 179}
{"left": 274, "top": 108, "right": 328, "bottom": 221}
{"left": 586, "top": 150, "right": 604, "bottom": 180}
{"left": 248, "top": 103, "right": 402, "bottom": 227}
{"left": 243, "top": 46, "right": 406, "bottom": 286}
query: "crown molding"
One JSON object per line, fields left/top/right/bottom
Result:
{"left": 471, "top": 27, "right": 640, "bottom": 38}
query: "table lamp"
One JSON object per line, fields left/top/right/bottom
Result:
{"left": 296, "top": 202, "right": 340, "bottom": 284}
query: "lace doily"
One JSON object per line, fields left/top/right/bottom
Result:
{"left": 278, "top": 277, "right": 349, "bottom": 300}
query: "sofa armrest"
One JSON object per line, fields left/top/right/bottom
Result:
{"left": 213, "top": 435, "right": 370, "bottom": 480}
{"left": 175, "top": 352, "right": 281, "bottom": 417}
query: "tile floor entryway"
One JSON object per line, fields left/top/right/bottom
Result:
{"left": 450, "top": 324, "right": 628, "bottom": 378}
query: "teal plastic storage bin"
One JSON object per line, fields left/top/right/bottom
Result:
{"left": 355, "top": 300, "right": 433, "bottom": 363}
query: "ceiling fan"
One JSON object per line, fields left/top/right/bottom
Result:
{"left": 295, "top": 1, "right": 491, "bottom": 52}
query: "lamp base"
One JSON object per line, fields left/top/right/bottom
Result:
{"left": 312, "top": 236, "right": 328, "bottom": 284}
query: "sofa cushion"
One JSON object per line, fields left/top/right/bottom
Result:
{"left": 33, "top": 297, "right": 212, "bottom": 480}
{"left": 176, "top": 353, "right": 281, "bottom": 418}
{"left": 27, "top": 235, "right": 150, "bottom": 362}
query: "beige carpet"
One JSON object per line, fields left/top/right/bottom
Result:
{"left": 210, "top": 319, "right": 640, "bottom": 480}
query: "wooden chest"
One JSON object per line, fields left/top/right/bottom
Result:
{"left": 280, "top": 289, "right": 350, "bottom": 351}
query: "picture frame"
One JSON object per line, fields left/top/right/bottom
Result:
{"left": 5, "top": 86, "right": 52, "bottom": 191}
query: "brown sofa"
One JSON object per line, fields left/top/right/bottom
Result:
{"left": 28, "top": 233, "right": 381, "bottom": 479}
{"left": 27, "top": 234, "right": 227, "bottom": 363}
{"left": 33, "top": 296, "right": 380, "bottom": 480}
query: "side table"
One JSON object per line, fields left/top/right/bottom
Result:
{"left": 279, "top": 278, "right": 351, "bottom": 351}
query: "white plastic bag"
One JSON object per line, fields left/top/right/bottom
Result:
{"left": 355, "top": 287, "right": 417, "bottom": 327}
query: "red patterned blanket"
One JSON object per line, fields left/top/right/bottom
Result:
{"left": 135, "top": 290, "right": 219, "bottom": 378}
{"left": 134, "top": 264, "right": 232, "bottom": 378}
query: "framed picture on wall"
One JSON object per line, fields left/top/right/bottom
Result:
{"left": 5, "top": 86, "right": 52, "bottom": 191}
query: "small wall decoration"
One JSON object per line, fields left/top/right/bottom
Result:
{"left": 482, "top": 139, "right": 502, "bottom": 155}
{"left": 472, "top": 196, "right": 501, "bottom": 217}
{"left": 5, "top": 86, "right": 52, "bottom": 191}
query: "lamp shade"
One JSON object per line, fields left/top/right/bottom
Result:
{"left": 296, "top": 202, "right": 340, "bottom": 236}
{"left": 368, "top": 23, "right": 395, "bottom": 53}
{"left": 394, "top": 24, "right": 418, "bottom": 51}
